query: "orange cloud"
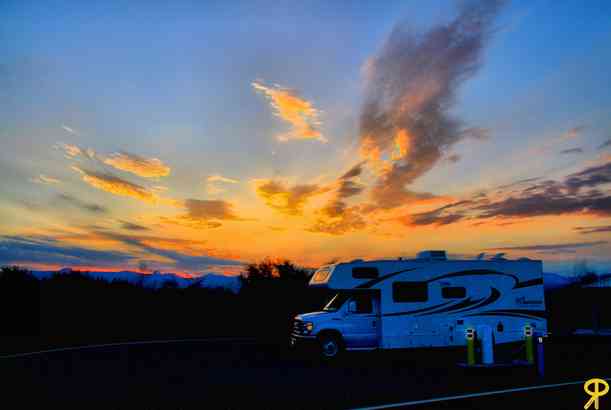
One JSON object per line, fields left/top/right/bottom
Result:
{"left": 254, "top": 179, "right": 331, "bottom": 215}
{"left": 184, "top": 199, "right": 241, "bottom": 220}
{"left": 103, "top": 152, "right": 170, "bottom": 178}
{"left": 308, "top": 205, "right": 366, "bottom": 235}
{"left": 252, "top": 81, "right": 326, "bottom": 143}
{"left": 72, "top": 167, "right": 159, "bottom": 203}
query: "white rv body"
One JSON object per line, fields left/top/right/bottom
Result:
{"left": 291, "top": 251, "right": 547, "bottom": 353}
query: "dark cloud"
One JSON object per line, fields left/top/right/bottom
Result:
{"left": 359, "top": 0, "right": 504, "bottom": 208}
{"left": 340, "top": 162, "right": 366, "bottom": 180}
{"left": 118, "top": 220, "right": 149, "bottom": 231}
{"left": 574, "top": 225, "right": 611, "bottom": 235}
{"left": 0, "top": 235, "right": 134, "bottom": 267}
{"left": 310, "top": 164, "right": 367, "bottom": 234}
{"left": 485, "top": 241, "right": 607, "bottom": 252}
{"left": 598, "top": 139, "right": 611, "bottom": 150}
{"left": 57, "top": 193, "right": 108, "bottom": 214}
{"left": 337, "top": 180, "right": 365, "bottom": 199}
{"left": 559, "top": 147, "right": 583, "bottom": 155}
{"left": 405, "top": 159, "right": 611, "bottom": 226}
{"left": 408, "top": 200, "right": 473, "bottom": 226}
{"left": 495, "top": 177, "right": 542, "bottom": 191}
{"left": 95, "top": 231, "right": 243, "bottom": 270}
{"left": 564, "top": 161, "right": 611, "bottom": 193}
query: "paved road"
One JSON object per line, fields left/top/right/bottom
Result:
{"left": 3, "top": 337, "right": 611, "bottom": 409}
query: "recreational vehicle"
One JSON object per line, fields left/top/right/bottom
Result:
{"left": 290, "top": 250, "right": 547, "bottom": 358}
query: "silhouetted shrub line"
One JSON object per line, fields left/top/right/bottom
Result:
{"left": 0, "top": 261, "right": 331, "bottom": 353}
{"left": 1, "top": 262, "right": 609, "bottom": 355}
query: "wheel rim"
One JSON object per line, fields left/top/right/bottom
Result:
{"left": 322, "top": 339, "right": 338, "bottom": 357}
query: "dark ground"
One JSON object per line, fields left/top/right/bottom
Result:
{"left": 3, "top": 335, "right": 611, "bottom": 409}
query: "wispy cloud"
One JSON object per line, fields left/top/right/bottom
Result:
{"left": 574, "top": 225, "right": 611, "bottom": 235}
{"left": 103, "top": 152, "right": 170, "bottom": 178}
{"left": 559, "top": 147, "right": 583, "bottom": 155}
{"left": 30, "top": 174, "right": 61, "bottom": 185}
{"left": 0, "top": 235, "right": 134, "bottom": 267}
{"left": 56, "top": 143, "right": 96, "bottom": 160}
{"left": 252, "top": 80, "right": 326, "bottom": 143}
{"left": 206, "top": 174, "right": 239, "bottom": 195}
{"left": 405, "top": 158, "right": 611, "bottom": 226}
{"left": 207, "top": 175, "right": 238, "bottom": 184}
{"left": 118, "top": 220, "right": 149, "bottom": 231}
{"left": 560, "top": 125, "right": 586, "bottom": 141}
{"left": 72, "top": 167, "right": 159, "bottom": 203}
{"left": 599, "top": 138, "right": 611, "bottom": 150}
{"left": 359, "top": 0, "right": 503, "bottom": 209}
{"left": 92, "top": 231, "right": 244, "bottom": 271}
{"left": 56, "top": 193, "right": 108, "bottom": 214}
{"left": 485, "top": 241, "right": 607, "bottom": 252}
{"left": 61, "top": 124, "right": 80, "bottom": 136}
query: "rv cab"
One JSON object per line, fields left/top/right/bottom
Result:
{"left": 290, "top": 250, "right": 547, "bottom": 359}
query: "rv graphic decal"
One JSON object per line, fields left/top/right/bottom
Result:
{"left": 515, "top": 296, "right": 544, "bottom": 305}
{"left": 465, "top": 309, "right": 547, "bottom": 319}
{"left": 356, "top": 268, "right": 418, "bottom": 289}
{"left": 359, "top": 269, "right": 542, "bottom": 290}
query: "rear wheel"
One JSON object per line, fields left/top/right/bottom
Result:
{"left": 318, "top": 333, "right": 343, "bottom": 360}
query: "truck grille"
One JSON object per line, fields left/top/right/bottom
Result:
{"left": 293, "top": 319, "right": 306, "bottom": 335}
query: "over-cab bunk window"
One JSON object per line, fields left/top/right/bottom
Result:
{"left": 352, "top": 267, "right": 378, "bottom": 279}
{"left": 392, "top": 282, "right": 428, "bottom": 302}
{"left": 442, "top": 286, "right": 466, "bottom": 299}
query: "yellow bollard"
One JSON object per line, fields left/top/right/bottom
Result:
{"left": 466, "top": 328, "right": 476, "bottom": 365}
{"left": 524, "top": 325, "right": 534, "bottom": 364}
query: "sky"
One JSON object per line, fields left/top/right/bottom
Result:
{"left": 1, "top": 0, "right": 611, "bottom": 276}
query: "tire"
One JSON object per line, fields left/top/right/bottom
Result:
{"left": 318, "top": 333, "right": 343, "bottom": 360}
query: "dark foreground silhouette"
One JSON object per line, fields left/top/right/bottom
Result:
{"left": 2, "top": 263, "right": 611, "bottom": 355}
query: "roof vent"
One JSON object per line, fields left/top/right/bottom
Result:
{"left": 416, "top": 250, "right": 447, "bottom": 261}
{"left": 490, "top": 253, "right": 507, "bottom": 260}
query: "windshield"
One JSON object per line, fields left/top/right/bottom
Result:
{"left": 323, "top": 292, "right": 351, "bottom": 311}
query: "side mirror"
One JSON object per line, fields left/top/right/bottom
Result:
{"left": 348, "top": 301, "right": 357, "bottom": 314}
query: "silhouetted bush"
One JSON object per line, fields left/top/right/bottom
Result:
{"left": 0, "top": 261, "right": 332, "bottom": 353}
{"left": 8, "top": 260, "right": 606, "bottom": 354}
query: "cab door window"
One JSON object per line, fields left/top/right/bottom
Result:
{"left": 351, "top": 294, "right": 373, "bottom": 314}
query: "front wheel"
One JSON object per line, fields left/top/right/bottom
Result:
{"left": 318, "top": 333, "right": 343, "bottom": 360}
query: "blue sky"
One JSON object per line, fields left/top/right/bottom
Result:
{"left": 1, "top": 0, "right": 610, "bottom": 275}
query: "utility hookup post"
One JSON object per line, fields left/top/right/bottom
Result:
{"left": 524, "top": 325, "right": 534, "bottom": 365}
{"left": 466, "top": 328, "right": 476, "bottom": 366}
{"left": 535, "top": 332, "right": 545, "bottom": 377}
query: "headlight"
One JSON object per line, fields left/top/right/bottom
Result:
{"left": 304, "top": 322, "right": 314, "bottom": 334}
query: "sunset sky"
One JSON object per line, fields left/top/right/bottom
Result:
{"left": 2, "top": 0, "right": 611, "bottom": 276}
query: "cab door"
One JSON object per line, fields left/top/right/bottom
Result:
{"left": 343, "top": 292, "right": 380, "bottom": 348}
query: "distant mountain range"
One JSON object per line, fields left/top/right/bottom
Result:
{"left": 28, "top": 269, "right": 586, "bottom": 293}
{"left": 31, "top": 268, "right": 243, "bottom": 294}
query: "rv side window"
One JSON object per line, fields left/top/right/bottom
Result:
{"left": 442, "top": 286, "right": 466, "bottom": 299}
{"left": 352, "top": 267, "right": 378, "bottom": 279}
{"left": 393, "top": 282, "right": 428, "bottom": 302}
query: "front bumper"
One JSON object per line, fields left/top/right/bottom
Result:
{"left": 289, "top": 333, "right": 317, "bottom": 350}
